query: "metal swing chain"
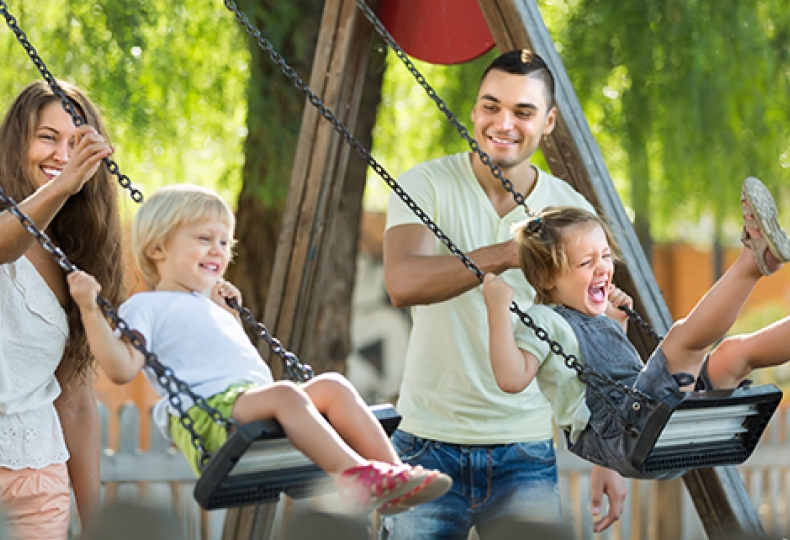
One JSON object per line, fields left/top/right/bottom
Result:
{"left": 226, "top": 298, "right": 314, "bottom": 383}
{"left": 355, "top": 0, "right": 667, "bottom": 348}
{"left": 0, "top": 0, "right": 144, "bottom": 204}
{"left": 620, "top": 305, "right": 663, "bottom": 343}
{"left": 0, "top": 185, "right": 230, "bottom": 466}
{"left": 222, "top": 0, "right": 658, "bottom": 434}
{"left": 352, "top": 0, "right": 533, "bottom": 217}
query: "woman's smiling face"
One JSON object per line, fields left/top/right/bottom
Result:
{"left": 27, "top": 102, "right": 76, "bottom": 188}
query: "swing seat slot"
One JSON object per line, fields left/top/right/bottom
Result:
{"left": 628, "top": 384, "right": 782, "bottom": 478}
{"left": 194, "top": 403, "right": 401, "bottom": 510}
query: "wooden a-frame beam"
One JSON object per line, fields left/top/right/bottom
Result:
{"left": 476, "top": 0, "right": 765, "bottom": 538}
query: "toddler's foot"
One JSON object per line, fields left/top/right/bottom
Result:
{"left": 377, "top": 465, "right": 452, "bottom": 515}
{"left": 741, "top": 176, "right": 790, "bottom": 276}
{"left": 333, "top": 461, "right": 432, "bottom": 514}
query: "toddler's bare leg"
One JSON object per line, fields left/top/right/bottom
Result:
{"left": 231, "top": 381, "right": 364, "bottom": 475}
{"left": 303, "top": 373, "right": 399, "bottom": 464}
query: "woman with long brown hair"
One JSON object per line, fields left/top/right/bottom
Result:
{"left": 0, "top": 80, "right": 125, "bottom": 539}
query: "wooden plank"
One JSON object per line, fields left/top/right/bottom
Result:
{"left": 262, "top": 0, "right": 379, "bottom": 365}
{"left": 262, "top": 0, "right": 346, "bottom": 362}
{"left": 221, "top": 504, "right": 275, "bottom": 540}
{"left": 476, "top": 0, "right": 766, "bottom": 537}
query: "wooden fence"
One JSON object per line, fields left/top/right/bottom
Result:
{"left": 69, "top": 402, "right": 790, "bottom": 540}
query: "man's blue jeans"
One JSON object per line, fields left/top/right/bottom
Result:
{"left": 378, "top": 429, "right": 562, "bottom": 540}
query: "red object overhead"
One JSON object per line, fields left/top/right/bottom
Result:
{"left": 377, "top": 0, "right": 495, "bottom": 65}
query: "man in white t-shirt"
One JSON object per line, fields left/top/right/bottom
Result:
{"left": 379, "top": 50, "right": 627, "bottom": 539}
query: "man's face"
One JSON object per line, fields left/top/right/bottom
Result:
{"left": 470, "top": 70, "right": 556, "bottom": 172}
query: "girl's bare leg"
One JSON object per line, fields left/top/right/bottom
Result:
{"left": 303, "top": 373, "right": 400, "bottom": 464}
{"left": 230, "top": 381, "right": 365, "bottom": 475}
{"left": 661, "top": 209, "right": 769, "bottom": 379}
{"left": 706, "top": 315, "right": 790, "bottom": 389}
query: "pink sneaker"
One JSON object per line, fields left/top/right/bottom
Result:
{"left": 334, "top": 461, "right": 427, "bottom": 514}
{"left": 377, "top": 466, "right": 452, "bottom": 515}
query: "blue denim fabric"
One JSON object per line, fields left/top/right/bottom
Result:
{"left": 553, "top": 306, "right": 687, "bottom": 479}
{"left": 378, "top": 430, "right": 562, "bottom": 540}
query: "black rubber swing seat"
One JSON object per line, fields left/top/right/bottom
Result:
{"left": 194, "top": 403, "right": 401, "bottom": 510}
{"left": 611, "top": 383, "right": 782, "bottom": 479}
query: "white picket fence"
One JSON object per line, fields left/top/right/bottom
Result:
{"left": 69, "top": 402, "right": 790, "bottom": 540}
{"left": 68, "top": 403, "right": 225, "bottom": 540}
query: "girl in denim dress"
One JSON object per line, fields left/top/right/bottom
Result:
{"left": 483, "top": 176, "right": 790, "bottom": 479}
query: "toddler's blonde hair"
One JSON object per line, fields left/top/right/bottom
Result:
{"left": 132, "top": 184, "right": 235, "bottom": 288}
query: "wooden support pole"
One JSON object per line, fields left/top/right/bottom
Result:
{"left": 222, "top": 0, "right": 379, "bottom": 538}
{"left": 263, "top": 0, "right": 379, "bottom": 363}
{"left": 476, "top": 0, "right": 765, "bottom": 537}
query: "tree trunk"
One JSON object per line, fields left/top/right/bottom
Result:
{"left": 226, "top": 0, "right": 324, "bottom": 345}
{"left": 303, "top": 40, "right": 387, "bottom": 374}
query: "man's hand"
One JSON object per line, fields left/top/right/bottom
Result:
{"left": 589, "top": 465, "right": 627, "bottom": 533}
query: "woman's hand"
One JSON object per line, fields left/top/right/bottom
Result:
{"left": 55, "top": 125, "right": 113, "bottom": 195}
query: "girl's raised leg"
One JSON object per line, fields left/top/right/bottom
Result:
{"left": 231, "top": 380, "right": 364, "bottom": 475}
{"left": 661, "top": 178, "right": 788, "bottom": 377}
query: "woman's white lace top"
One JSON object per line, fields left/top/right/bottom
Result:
{"left": 0, "top": 256, "right": 69, "bottom": 469}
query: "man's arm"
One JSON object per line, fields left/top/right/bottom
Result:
{"left": 589, "top": 465, "right": 627, "bottom": 532}
{"left": 54, "top": 362, "right": 101, "bottom": 529}
{"left": 383, "top": 223, "right": 519, "bottom": 308}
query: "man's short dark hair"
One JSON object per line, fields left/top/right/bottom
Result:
{"left": 480, "top": 50, "right": 556, "bottom": 109}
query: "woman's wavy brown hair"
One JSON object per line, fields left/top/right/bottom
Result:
{"left": 0, "top": 80, "right": 126, "bottom": 383}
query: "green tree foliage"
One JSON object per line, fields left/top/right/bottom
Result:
{"left": 371, "top": 1, "right": 790, "bottom": 248}
{"left": 367, "top": 51, "right": 495, "bottom": 211}
{"left": 548, "top": 0, "right": 790, "bottom": 244}
{"left": 0, "top": 0, "right": 249, "bottom": 207}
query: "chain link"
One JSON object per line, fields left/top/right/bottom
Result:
{"left": 619, "top": 305, "right": 664, "bottom": 343}
{"left": 0, "top": 0, "right": 144, "bottom": 203}
{"left": 222, "top": 0, "right": 659, "bottom": 432}
{"left": 227, "top": 298, "right": 314, "bottom": 383}
{"left": 512, "top": 302, "right": 657, "bottom": 436}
